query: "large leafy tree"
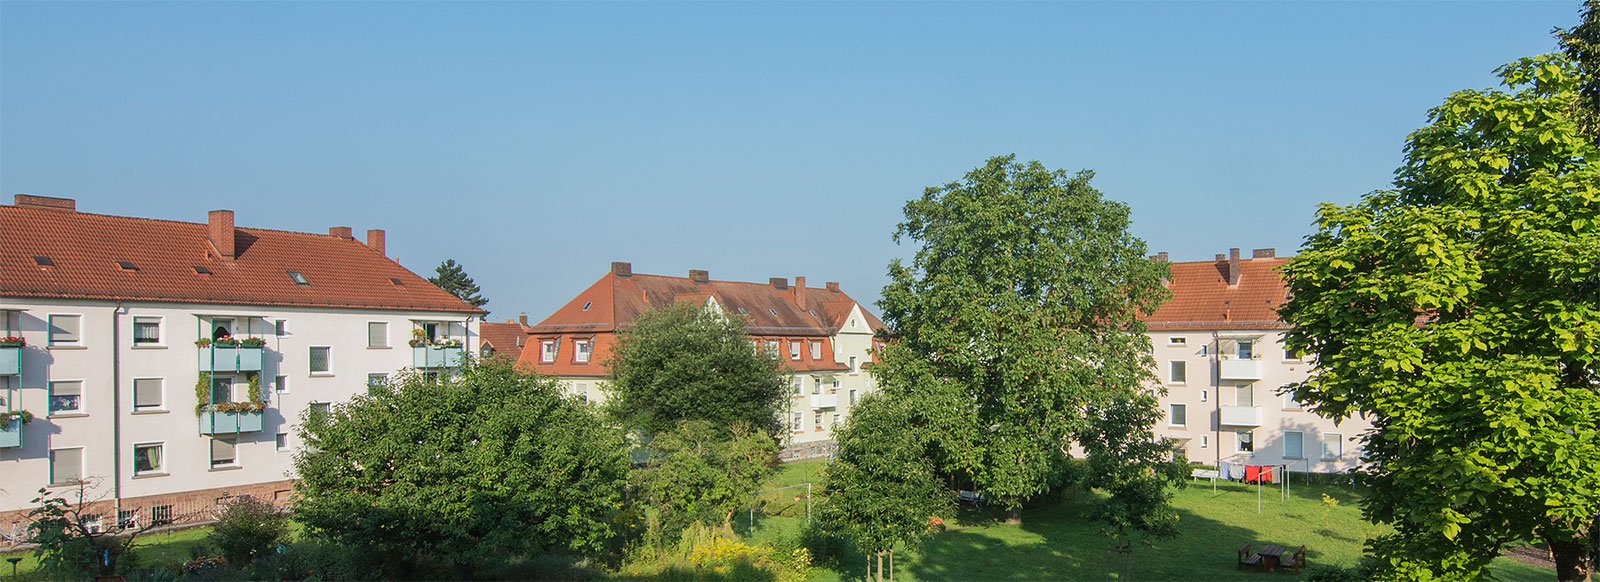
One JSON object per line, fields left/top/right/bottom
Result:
{"left": 604, "top": 302, "right": 788, "bottom": 438}
{"left": 638, "top": 420, "right": 778, "bottom": 533}
{"left": 877, "top": 155, "right": 1171, "bottom": 524}
{"left": 1280, "top": 55, "right": 1600, "bottom": 581}
{"left": 294, "top": 360, "right": 630, "bottom": 577}
{"left": 429, "top": 258, "right": 489, "bottom": 315}
{"left": 1558, "top": 0, "right": 1600, "bottom": 139}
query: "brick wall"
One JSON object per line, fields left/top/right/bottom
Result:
{"left": 0, "top": 479, "right": 298, "bottom": 547}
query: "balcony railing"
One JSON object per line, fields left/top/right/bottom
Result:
{"left": 0, "top": 346, "right": 19, "bottom": 375}
{"left": 811, "top": 393, "right": 838, "bottom": 409}
{"left": 1218, "top": 357, "right": 1262, "bottom": 381}
{"left": 199, "top": 346, "right": 264, "bottom": 373}
{"left": 199, "top": 410, "right": 265, "bottom": 435}
{"left": 413, "top": 346, "right": 465, "bottom": 369}
{"left": 1219, "top": 405, "right": 1262, "bottom": 427}
{"left": 0, "top": 418, "right": 21, "bottom": 448}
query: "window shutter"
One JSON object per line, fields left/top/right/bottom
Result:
{"left": 52, "top": 449, "right": 83, "bottom": 483}
{"left": 367, "top": 323, "right": 387, "bottom": 348}
{"left": 134, "top": 378, "right": 162, "bottom": 408}
{"left": 211, "top": 438, "right": 235, "bottom": 463}
{"left": 50, "top": 315, "right": 80, "bottom": 343}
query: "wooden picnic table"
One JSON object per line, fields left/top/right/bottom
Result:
{"left": 1257, "top": 544, "right": 1288, "bottom": 573}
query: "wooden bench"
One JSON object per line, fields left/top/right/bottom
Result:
{"left": 1237, "top": 543, "right": 1262, "bottom": 570}
{"left": 1278, "top": 545, "right": 1306, "bottom": 574}
{"left": 958, "top": 490, "right": 984, "bottom": 508}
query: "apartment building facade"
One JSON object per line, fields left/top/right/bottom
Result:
{"left": 1147, "top": 248, "right": 1372, "bottom": 474}
{"left": 0, "top": 195, "right": 482, "bottom": 533}
{"left": 517, "top": 262, "right": 885, "bottom": 459}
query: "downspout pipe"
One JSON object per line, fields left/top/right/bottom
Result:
{"left": 112, "top": 303, "right": 125, "bottom": 518}
{"left": 1213, "top": 331, "right": 1221, "bottom": 471}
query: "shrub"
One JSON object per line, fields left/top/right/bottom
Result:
{"left": 245, "top": 539, "right": 373, "bottom": 582}
{"left": 207, "top": 496, "right": 289, "bottom": 567}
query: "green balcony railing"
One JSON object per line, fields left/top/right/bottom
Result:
{"left": 199, "top": 346, "right": 264, "bottom": 373}
{"left": 199, "top": 409, "right": 265, "bottom": 435}
{"left": 0, "top": 346, "right": 19, "bottom": 375}
{"left": 412, "top": 346, "right": 464, "bottom": 369}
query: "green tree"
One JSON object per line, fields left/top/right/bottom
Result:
{"left": 429, "top": 258, "right": 489, "bottom": 315}
{"left": 1557, "top": 0, "right": 1600, "bottom": 139}
{"left": 293, "top": 360, "right": 630, "bottom": 577}
{"left": 1079, "top": 394, "right": 1188, "bottom": 543}
{"left": 25, "top": 481, "right": 149, "bottom": 579}
{"left": 876, "top": 154, "right": 1171, "bottom": 524}
{"left": 639, "top": 420, "right": 778, "bottom": 533}
{"left": 1279, "top": 55, "right": 1600, "bottom": 581}
{"left": 605, "top": 302, "right": 788, "bottom": 438}
{"left": 207, "top": 495, "right": 289, "bottom": 568}
{"left": 820, "top": 393, "right": 950, "bottom": 582}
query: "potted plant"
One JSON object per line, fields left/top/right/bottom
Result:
{"left": 0, "top": 410, "right": 34, "bottom": 427}
{"left": 239, "top": 337, "right": 266, "bottom": 348}
{"left": 0, "top": 336, "right": 23, "bottom": 348}
{"left": 195, "top": 338, "right": 212, "bottom": 347}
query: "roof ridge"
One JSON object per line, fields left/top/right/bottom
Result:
{"left": 1, "top": 205, "right": 374, "bottom": 242}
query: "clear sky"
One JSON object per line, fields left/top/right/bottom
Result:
{"left": 0, "top": 1, "right": 1583, "bottom": 321}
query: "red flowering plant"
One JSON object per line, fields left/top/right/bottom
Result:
{"left": 0, "top": 410, "right": 34, "bottom": 426}
{"left": 0, "top": 336, "right": 24, "bottom": 348}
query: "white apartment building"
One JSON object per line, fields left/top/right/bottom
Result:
{"left": 517, "top": 263, "right": 885, "bottom": 459}
{"left": 0, "top": 195, "right": 482, "bottom": 533}
{"left": 1147, "top": 248, "right": 1373, "bottom": 474}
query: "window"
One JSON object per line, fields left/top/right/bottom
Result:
{"left": 309, "top": 402, "right": 331, "bottom": 422}
{"left": 831, "top": 413, "right": 840, "bottom": 426}
{"left": 1284, "top": 348, "right": 1301, "bottom": 361}
{"left": 813, "top": 376, "right": 822, "bottom": 394}
{"left": 1200, "top": 389, "right": 1209, "bottom": 403}
{"left": 1237, "top": 430, "right": 1254, "bottom": 453}
{"left": 789, "top": 341, "right": 801, "bottom": 360}
{"left": 574, "top": 339, "right": 591, "bottom": 363}
{"left": 367, "top": 373, "right": 387, "bottom": 393}
{"left": 574, "top": 382, "right": 589, "bottom": 402}
{"left": 287, "top": 270, "right": 310, "bottom": 286}
{"left": 582, "top": 301, "right": 592, "bottom": 311}
{"left": 1200, "top": 345, "right": 1208, "bottom": 356}
{"left": 133, "top": 378, "right": 162, "bottom": 411}
{"left": 791, "top": 413, "right": 802, "bottom": 432}
{"left": 831, "top": 377, "right": 841, "bottom": 391}
{"left": 49, "top": 314, "right": 81, "bottom": 345}
{"left": 150, "top": 505, "right": 174, "bottom": 525}
{"left": 848, "top": 355, "right": 858, "bottom": 373}
{"left": 1234, "top": 382, "right": 1253, "bottom": 407}
{"left": 1237, "top": 340, "right": 1254, "bottom": 359}
{"left": 274, "top": 319, "right": 287, "bottom": 336}
{"left": 212, "top": 376, "right": 234, "bottom": 404}
{"left": 274, "top": 375, "right": 288, "bottom": 394}
{"left": 792, "top": 377, "right": 803, "bottom": 396}
{"left": 50, "top": 380, "right": 82, "bottom": 414}
{"left": 367, "top": 322, "right": 388, "bottom": 348}
{"left": 1200, "top": 435, "right": 1209, "bottom": 448}
{"left": 1169, "top": 361, "right": 1186, "bottom": 384}
{"left": 540, "top": 340, "right": 557, "bottom": 363}
{"left": 1284, "top": 431, "right": 1304, "bottom": 459}
{"left": 133, "top": 317, "right": 161, "bottom": 345}
{"left": 50, "top": 448, "right": 84, "bottom": 484}
{"left": 118, "top": 509, "right": 138, "bottom": 529}
{"left": 814, "top": 411, "right": 823, "bottom": 427}
{"left": 1282, "top": 385, "right": 1301, "bottom": 410}
{"left": 81, "top": 515, "right": 103, "bottom": 534}
{"left": 810, "top": 341, "right": 822, "bottom": 360}
{"left": 133, "top": 443, "right": 163, "bottom": 475}
{"left": 765, "top": 341, "right": 780, "bottom": 356}
{"left": 210, "top": 437, "right": 237, "bottom": 467}
{"left": 1168, "top": 337, "right": 1187, "bottom": 346}
{"left": 849, "top": 390, "right": 857, "bottom": 406}
{"left": 275, "top": 433, "right": 289, "bottom": 452}
{"left": 309, "top": 347, "right": 330, "bottom": 374}
{"left": 1169, "top": 403, "right": 1186, "bottom": 427}
{"left": 1323, "top": 433, "right": 1343, "bottom": 460}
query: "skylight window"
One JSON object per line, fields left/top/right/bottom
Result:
{"left": 116, "top": 261, "right": 138, "bottom": 271}
{"left": 287, "top": 271, "right": 310, "bottom": 286}
{"left": 33, "top": 256, "right": 53, "bottom": 267}
{"left": 389, "top": 277, "right": 404, "bottom": 286}
{"left": 769, "top": 308, "right": 779, "bottom": 316}
{"left": 808, "top": 310, "right": 817, "bottom": 317}
{"left": 192, "top": 266, "right": 212, "bottom": 275}
{"left": 736, "top": 307, "right": 748, "bottom": 315}
{"left": 582, "top": 302, "right": 592, "bottom": 312}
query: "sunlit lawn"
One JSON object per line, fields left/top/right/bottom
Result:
{"left": 0, "top": 525, "right": 213, "bottom": 581}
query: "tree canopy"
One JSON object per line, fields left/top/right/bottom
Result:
{"left": 293, "top": 360, "right": 630, "bottom": 577}
{"left": 604, "top": 302, "right": 788, "bottom": 438}
{"left": 875, "top": 154, "right": 1171, "bottom": 523}
{"left": 429, "top": 258, "right": 489, "bottom": 315}
{"left": 638, "top": 420, "right": 778, "bottom": 534}
{"left": 1280, "top": 54, "right": 1600, "bottom": 581}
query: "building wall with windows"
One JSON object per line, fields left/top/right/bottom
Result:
{"left": 1146, "top": 248, "right": 1372, "bottom": 474}
{"left": 0, "top": 195, "right": 482, "bottom": 531}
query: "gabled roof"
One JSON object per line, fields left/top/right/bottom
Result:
{"left": 0, "top": 196, "right": 484, "bottom": 314}
{"left": 1144, "top": 255, "right": 1292, "bottom": 331}
{"left": 529, "top": 267, "right": 886, "bottom": 336}
{"left": 480, "top": 321, "right": 533, "bottom": 359}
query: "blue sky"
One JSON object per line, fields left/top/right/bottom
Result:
{"left": 0, "top": 1, "right": 1582, "bottom": 320}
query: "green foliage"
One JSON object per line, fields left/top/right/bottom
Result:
{"left": 26, "top": 484, "right": 142, "bottom": 578}
{"left": 1078, "top": 394, "right": 1188, "bottom": 542}
{"left": 1280, "top": 54, "right": 1600, "bottom": 580}
{"left": 243, "top": 539, "right": 376, "bottom": 582}
{"left": 428, "top": 258, "right": 489, "bottom": 314}
{"left": 1557, "top": 0, "right": 1600, "bottom": 139}
{"left": 875, "top": 154, "right": 1171, "bottom": 520}
{"left": 206, "top": 496, "right": 288, "bottom": 568}
{"left": 292, "top": 359, "right": 631, "bottom": 577}
{"left": 640, "top": 421, "right": 778, "bottom": 536}
{"left": 820, "top": 393, "right": 951, "bottom": 557}
{"left": 605, "top": 302, "right": 788, "bottom": 437}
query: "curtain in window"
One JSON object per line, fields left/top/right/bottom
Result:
{"left": 135, "top": 445, "right": 161, "bottom": 473}
{"left": 133, "top": 319, "right": 160, "bottom": 343}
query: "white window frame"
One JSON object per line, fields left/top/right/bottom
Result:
{"left": 849, "top": 389, "right": 857, "bottom": 406}
{"left": 1236, "top": 430, "right": 1255, "bottom": 454}
{"left": 831, "top": 377, "right": 841, "bottom": 391}
{"left": 765, "top": 340, "right": 780, "bottom": 356}
{"left": 367, "top": 373, "right": 387, "bottom": 390}
{"left": 1167, "top": 336, "right": 1187, "bottom": 346}
{"left": 1199, "top": 435, "right": 1209, "bottom": 448}
{"left": 813, "top": 411, "right": 823, "bottom": 427}
{"left": 1235, "top": 382, "right": 1254, "bottom": 407}
{"left": 48, "top": 313, "right": 83, "bottom": 346}
{"left": 1284, "top": 430, "right": 1305, "bottom": 459}
{"left": 1200, "top": 389, "right": 1209, "bottom": 403}
{"left": 810, "top": 341, "right": 822, "bottom": 360}
{"left": 132, "top": 442, "right": 164, "bottom": 476}
{"left": 540, "top": 340, "right": 557, "bottom": 363}
{"left": 789, "top": 341, "right": 801, "bottom": 361}
{"left": 210, "top": 437, "right": 239, "bottom": 468}
{"left": 275, "top": 432, "right": 290, "bottom": 452}
{"left": 309, "top": 346, "right": 332, "bottom": 375}
{"left": 132, "top": 377, "right": 164, "bottom": 412}
{"left": 274, "top": 375, "right": 288, "bottom": 394}
{"left": 574, "top": 339, "right": 591, "bottom": 363}
{"left": 50, "top": 447, "right": 85, "bottom": 484}
{"left": 49, "top": 379, "right": 85, "bottom": 415}
{"left": 848, "top": 355, "right": 859, "bottom": 374}
{"left": 1237, "top": 340, "right": 1254, "bottom": 359}
{"left": 367, "top": 321, "right": 389, "bottom": 349}
{"left": 812, "top": 376, "right": 822, "bottom": 395}
{"left": 1323, "top": 433, "right": 1343, "bottom": 460}
{"left": 1169, "top": 360, "right": 1186, "bottom": 384}
{"left": 792, "top": 376, "right": 803, "bottom": 396}
{"left": 274, "top": 319, "right": 288, "bottom": 336}
{"left": 1284, "top": 347, "right": 1301, "bottom": 361}
{"left": 131, "top": 316, "right": 163, "bottom": 347}
{"left": 1168, "top": 403, "right": 1187, "bottom": 427}
{"left": 1282, "top": 385, "right": 1302, "bottom": 410}
{"left": 791, "top": 412, "right": 802, "bottom": 432}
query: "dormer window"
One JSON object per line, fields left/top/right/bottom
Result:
{"left": 789, "top": 341, "right": 801, "bottom": 360}
{"left": 287, "top": 271, "right": 310, "bottom": 286}
{"left": 809, "top": 341, "right": 822, "bottom": 360}
{"left": 540, "top": 339, "right": 557, "bottom": 363}
{"left": 573, "top": 339, "right": 592, "bottom": 363}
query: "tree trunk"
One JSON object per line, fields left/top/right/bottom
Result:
{"left": 875, "top": 550, "right": 884, "bottom": 582}
{"left": 1006, "top": 506, "right": 1022, "bottom": 525}
{"left": 1550, "top": 537, "right": 1592, "bottom": 582}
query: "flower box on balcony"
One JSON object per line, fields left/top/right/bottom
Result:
{"left": 199, "top": 409, "right": 265, "bottom": 435}
{"left": 0, "top": 345, "right": 19, "bottom": 376}
{"left": 413, "top": 345, "right": 464, "bottom": 369}
{"left": 199, "top": 345, "right": 264, "bottom": 373}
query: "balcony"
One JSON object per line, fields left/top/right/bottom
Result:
{"left": 1219, "top": 405, "right": 1262, "bottom": 427}
{"left": 0, "top": 418, "right": 21, "bottom": 448}
{"left": 1218, "top": 358, "right": 1262, "bottom": 381}
{"left": 0, "top": 345, "right": 18, "bottom": 375}
{"left": 199, "top": 410, "right": 264, "bottom": 435}
{"left": 810, "top": 393, "right": 838, "bottom": 409}
{"left": 413, "top": 346, "right": 464, "bottom": 369}
{"left": 199, "top": 346, "right": 264, "bottom": 373}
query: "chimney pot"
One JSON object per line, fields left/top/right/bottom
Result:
{"left": 209, "top": 210, "right": 236, "bottom": 259}
{"left": 689, "top": 269, "right": 709, "bottom": 284}
{"left": 793, "top": 276, "right": 807, "bottom": 310}
{"left": 329, "top": 226, "right": 353, "bottom": 239}
{"left": 1215, "top": 254, "right": 1226, "bottom": 262}
{"left": 1252, "top": 248, "right": 1275, "bottom": 259}
{"left": 769, "top": 277, "right": 788, "bottom": 290}
{"left": 518, "top": 312, "right": 528, "bottom": 325}
{"left": 1228, "top": 248, "right": 1242, "bottom": 286}
{"left": 13, "top": 194, "right": 76, "bottom": 211}
{"left": 612, "top": 262, "right": 632, "bottom": 278}
{"left": 366, "top": 229, "right": 386, "bottom": 256}
{"left": 825, "top": 282, "right": 840, "bottom": 293}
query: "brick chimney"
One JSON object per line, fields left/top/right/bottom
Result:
{"left": 1228, "top": 248, "right": 1242, "bottom": 287}
{"left": 366, "top": 229, "right": 386, "bottom": 256}
{"left": 612, "top": 262, "right": 632, "bottom": 278}
{"left": 825, "top": 282, "right": 840, "bottom": 293}
{"left": 1215, "top": 254, "right": 1227, "bottom": 261}
{"left": 769, "top": 277, "right": 788, "bottom": 290}
{"left": 1252, "top": 248, "right": 1275, "bottom": 259}
{"left": 1149, "top": 252, "right": 1169, "bottom": 262}
{"left": 329, "top": 226, "right": 353, "bottom": 239}
{"left": 793, "top": 276, "right": 806, "bottom": 310}
{"left": 689, "top": 269, "right": 709, "bottom": 284}
{"left": 518, "top": 312, "right": 528, "bottom": 325}
{"left": 14, "top": 194, "right": 76, "bottom": 211}
{"left": 209, "top": 210, "right": 235, "bottom": 260}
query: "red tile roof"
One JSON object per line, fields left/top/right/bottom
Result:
{"left": 1144, "top": 256, "right": 1292, "bottom": 330}
{"left": 1, "top": 197, "right": 484, "bottom": 314}
{"left": 479, "top": 321, "right": 533, "bottom": 360}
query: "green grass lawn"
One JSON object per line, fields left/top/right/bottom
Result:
{"left": 0, "top": 525, "right": 213, "bottom": 581}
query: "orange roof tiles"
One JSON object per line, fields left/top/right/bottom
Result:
{"left": 479, "top": 321, "right": 533, "bottom": 360}
{"left": 1144, "top": 256, "right": 1292, "bottom": 331}
{"left": 1, "top": 197, "right": 484, "bottom": 314}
